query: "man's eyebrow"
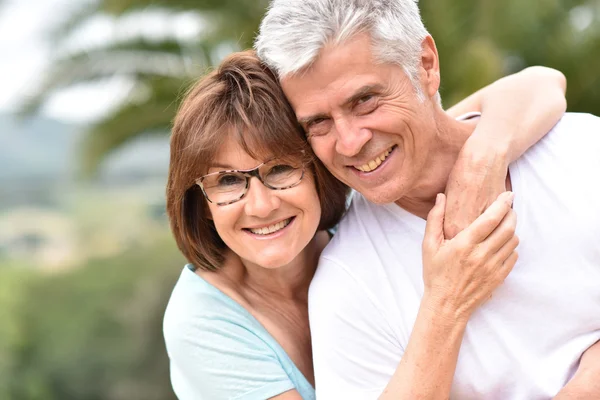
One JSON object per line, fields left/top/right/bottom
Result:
{"left": 342, "top": 84, "right": 384, "bottom": 107}
{"left": 297, "top": 84, "right": 384, "bottom": 127}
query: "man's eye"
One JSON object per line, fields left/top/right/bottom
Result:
{"left": 306, "top": 118, "right": 330, "bottom": 137}
{"left": 357, "top": 95, "right": 374, "bottom": 104}
{"left": 355, "top": 95, "right": 377, "bottom": 114}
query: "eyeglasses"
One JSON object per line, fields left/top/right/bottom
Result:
{"left": 196, "top": 159, "right": 305, "bottom": 206}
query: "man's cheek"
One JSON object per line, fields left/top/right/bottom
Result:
{"left": 310, "top": 139, "right": 334, "bottom": 166}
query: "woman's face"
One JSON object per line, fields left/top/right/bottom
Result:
{"left": 205, "top": 136, "right": 322, "bottom": 269}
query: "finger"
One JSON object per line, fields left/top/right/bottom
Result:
{"left": 487, "top": 234, "right": 520, "bottom": 271}
{"left": 423, "top": 193, "right": 446, "bottom": 254}
{"left": 496, "top": 251, "right": 519, "bottom": 283}
{"left": 458, "top": 191, "right": 514, "bottom": 244}
{"left": 444, "top": 186, "right": 490, "bottom": 240}
{"left": 478, "top": 209, "right": 517, "bottom": 257}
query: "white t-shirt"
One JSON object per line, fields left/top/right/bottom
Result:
{"left": 309, "top": 113, "right": 600, "bottom": 400}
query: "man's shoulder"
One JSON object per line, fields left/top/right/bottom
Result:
{"left": 517, "top": 112, "right": 600, "bottom": 165}
{"left": 323, "top": 192, "right": 391, "bottom": 256}
{"left": 555, "top": 112, "right": 600, "bottom": 128}
{"left": 543, "top": 112, "right": 600, "bottom": 145}
{"left": 312, "top": 193, "right": 410, "bottom": 306}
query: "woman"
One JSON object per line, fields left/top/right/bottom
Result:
{"left": 163, "top": 51, "right": 571, "bottom": 399}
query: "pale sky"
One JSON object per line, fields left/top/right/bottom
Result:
{"left": 0, "top": 0, "right": 203, "bottom": 124}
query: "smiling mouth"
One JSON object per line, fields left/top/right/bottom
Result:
{"left": 354, "top": 145, "right": 396, "bottom": 172}
{"left": 244, "top": 217, "right": 294, "bottom": 236}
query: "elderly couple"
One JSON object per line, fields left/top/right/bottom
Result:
{"left": 163, "top": 0, "right": 600, "bottom": 399}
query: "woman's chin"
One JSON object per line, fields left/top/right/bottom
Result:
{"left": 249, "top": 256, "right": 293, "bottom": 270}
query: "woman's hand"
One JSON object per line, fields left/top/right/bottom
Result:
{"left": 422, "top": 191, "right": 518, "bottom": 322}
{"left": 379, "top": 191, "right": 518, "bottom": 400}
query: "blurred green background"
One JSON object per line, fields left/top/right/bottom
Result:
{"left": 0, "top": 0, "right": 598, "bottom": 399}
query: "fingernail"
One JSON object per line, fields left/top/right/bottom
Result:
{"left": 436, "top": 193, "right": 442, "bottom": 205}
{"left": 506, "top": 191, "right": 515, "bottom": 204}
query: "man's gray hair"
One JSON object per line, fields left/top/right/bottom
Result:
{"left": 255, "top": 0, "right": 429, "bottom": 88}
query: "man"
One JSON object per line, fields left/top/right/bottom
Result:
{"left": 256, "top": 0, "right": 600, "bottom": 398}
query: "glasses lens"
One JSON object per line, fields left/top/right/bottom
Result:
{"left": 201, "top": 172, "right": 246, "bottom": 204}
{"left": 262, "top": 162, "right": 304, "bottom": 189}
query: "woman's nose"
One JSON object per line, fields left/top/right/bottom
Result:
{"left": 243, "top": 177, "right": 280, "bottom": 218}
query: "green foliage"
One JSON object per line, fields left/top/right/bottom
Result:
{"left": 22, "top": 0, "right": 600, "bottom": 174}
{"left": 422, "top": 0, "right": 600, "bottom": 112}
{"left": 21, "top": 0, "right": 269, "bottom": 176}
{"left": 1, "top": 238, "right": 185, "bottom": 400}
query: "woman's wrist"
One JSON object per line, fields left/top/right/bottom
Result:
{"left": 421, "top": 291, "right": 473, "bottom": 328}
{"left": 468, "top": 117, "right": 514, "bottom": 164}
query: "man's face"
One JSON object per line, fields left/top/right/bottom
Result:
{"left": 281, "top": 33, "right": 440, "bottom": 204}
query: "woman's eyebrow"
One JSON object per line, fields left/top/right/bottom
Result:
{"left": 208, "top": 162, "right": 235, "bottom": 170}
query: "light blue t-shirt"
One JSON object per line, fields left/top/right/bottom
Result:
{"left": 163, "top": 265, "right": 315, "bottom": 400}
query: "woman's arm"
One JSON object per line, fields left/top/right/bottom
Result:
{"left": 380, "top": 192, "right": 518, "bottom": 399}
{"left": 444, "top": 66, "right": 567, "bottom": 238}
{"left": 446, "top": 66, "right": 567, "bottom": 160}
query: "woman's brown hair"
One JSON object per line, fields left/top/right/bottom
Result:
{"left": 166, "top": 50, "right": 349, "bottom": 271}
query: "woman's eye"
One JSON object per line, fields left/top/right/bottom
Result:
{"left": 269, "top": 164, "right": 295, "bottom": 175}
{"left": 217, "top": 174, "right": 244, "bottom": 187}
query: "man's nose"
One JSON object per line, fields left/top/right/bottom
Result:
{"left": 243, "top": 177, "right": 280, "bottom": 218}
{"left": 334, "top": 118, "right": 372, "bottom": 158}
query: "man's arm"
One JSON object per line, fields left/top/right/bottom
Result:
{"left": 553, "top": 341, "right": 600, "bottom": 399}
{"left": 311, "top": 193, "right": 518, "bottom": 399}
{"left": 444, "top": 66, "right": 566, "bottom": 238}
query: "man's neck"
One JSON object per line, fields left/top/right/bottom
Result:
{"left": 395, "top": 112, "right": 477, "bottom": 219}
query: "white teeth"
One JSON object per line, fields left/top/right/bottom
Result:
{"left": 249, "top": 218, "right": 292, "bottom": 235}
{"left": 356, "top": 147, "right": 393, "bottom": 172}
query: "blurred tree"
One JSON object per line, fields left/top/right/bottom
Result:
{"left": 21, "top": 0, "right": 600, "bottom": 174}
{"left": 21, "top": 0, "right": 269, "bottom": 176}
{"left": 4, "top": 238, "right": 185, "bottom": 400}
{"left": 421, "top": 0, "right": 600, "bottom": 112}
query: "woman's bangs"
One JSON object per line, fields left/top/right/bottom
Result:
{"left": 232, "top": 121, "right": 311, "bottom": 166}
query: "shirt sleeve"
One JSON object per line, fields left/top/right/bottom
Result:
{"left": 165, "top": 316, "right": 295, "bottom": 400}
{"left": 308, "top": 257, "right": 405, "bottom": 400}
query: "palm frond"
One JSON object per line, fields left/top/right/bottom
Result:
{"left": 19, "top": 38, "right": 206, "bottom": 117}
{"left": 80, "top": 77, "right": 185, "bottom": 176}
{"left": 48, "top": 1, "right": 103, "bottom": 43}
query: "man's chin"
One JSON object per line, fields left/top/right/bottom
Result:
{"left": 358, "top": 188, "right": 401, "bottom": 205}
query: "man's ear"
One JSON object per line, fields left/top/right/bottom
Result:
{"left": 419, "top": 35, "right": 441, "bottom": 98}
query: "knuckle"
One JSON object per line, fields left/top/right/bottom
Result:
{"left": 469, "top": 250, "right": 486, "bottom": 267}
{"left": 506, "top": 225, "right": 516, "bottom": 237}
{"left": 457, "top": 239, "right": 474, "bottom": 255}
{"left": 513, "top": 235, "right": 520, "bottom": 247}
